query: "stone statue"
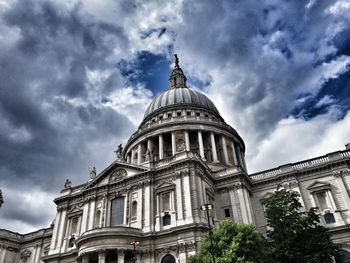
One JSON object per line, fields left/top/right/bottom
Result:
{"left": 144, "top": 148, "right": 151, "bottom": 162}
{"left": 177, "top": 141, "right": 186, "bottom": 152}
{"left": 115, "top": 143, "right": 124, "bottom": 161}
{"left": 89, "top": 166, "right": 96, "bottom": 179}
{"left": 64, "top": 179, "right": 72, "bottom": 189}
{"left": 174, "top": 54, "right": 179, "bottom": 67}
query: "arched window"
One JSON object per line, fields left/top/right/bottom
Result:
{"left": 161, "top": 254, "right": 176, "bottom": 263}
{"left": 111, "top": 196, "right": 125, "bottom": 226}
{"left": 131, "top": 201, "right": 137, "bottom": 221}
{"left": 336, "top": 249, "right": 350, "bottom": 263}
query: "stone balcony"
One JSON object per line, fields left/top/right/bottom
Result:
{"left": 76, "top": 226, "right": 143, "bottom": 257}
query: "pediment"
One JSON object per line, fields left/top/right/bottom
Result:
{"left": 83, "top": 161, "right": 147, "bottom": 190}
{"left": 307, "top": 181, "right": 330, "bottom": 192}
{"left": 155, "top": 181, "right": 175, "bottom": 193}
{"left": 67, "top": 205, "right": 83, "bottom": 216}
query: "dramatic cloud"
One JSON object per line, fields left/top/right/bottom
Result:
{"left": 172, "top": 0, "right": 350, "bottom": 171}
{"left": 0, "top": 0, "right": 349, "bottom": 232}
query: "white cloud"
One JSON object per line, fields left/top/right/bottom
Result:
{"left": 105, "top": 84, "right": 153, "bottom": 125}
{"left": 248, "top": 110, "right": 350, "bottom": 173}
{"left": 0, "top": 186, "right": 56, "bottom": 233}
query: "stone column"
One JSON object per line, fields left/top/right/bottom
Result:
{"left": 210, "top": 132, "right": 219, "bottom": 163}
{"left": 185, "top": 131, "right": 190, "bottom": 151}
{"left": 221, "top": 136, "right": 229, "bottom": 164}
{"left": 98, "top": 251, "right": 106, "bottom": 263}
{"left": 231, "top": 141, "right": 238, "bottom": 165}
{"left": 171, "top": 132, "right": 176, "bottom": 155}
{"left": 126, "top": 153, "right": 131, "bottom": 163}
{"left": 118, "top": 249, "right": 125, "bottom": 263}
{"left": 56, "top": 209, "right": 67, "bottom": 251}
{"left": 137, "top": 144, "right": 142, "bottom": 165}
{"left": 197, "top": 131, "right": 205, "bottom": 159}
{"left": 147, "top": 139, "right": 152, "bottom": 152}
{"left": 81, "top": 254, "right": 89, "bottom": 263}
{"left": 0, "top": 246, "right": 7, "bottom": 263}
{"left": 131, "top": 149, "right": 135, "bottom": 164}
{"left": 49, "top": 211, "right": 61, "bottom": 252}
{"left": 159, "top": 134, "right": 164, "bottom": 160}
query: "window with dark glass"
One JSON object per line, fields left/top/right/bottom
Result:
{"left": 111, "top": 196, "right": 125, "bottom": 226}
{"left": 131, "top": 201, "right": 137, "bottom": 221}
{"left": 161, "top": 254, "right": 176, "bottom": 263}
{"left": 68, "top": 236, "right": 75, "bottom": 248}
{"left": 163, "top": 214, "right": 171, "bottom": 226}
{"left": 324, "top": 212, "right": 336, "bottom": 224}
{"left": 224, "top": 208, "right": 231, "bottom": 218}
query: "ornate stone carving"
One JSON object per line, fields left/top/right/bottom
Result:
{"left": 334, "top": 169, "right": 350, "bottom": 177}
{"left": 20, "top": 249, "right": 32, "bottom": 262}
{"left": 110, "top": 168, "right": 127, "bottom": 182}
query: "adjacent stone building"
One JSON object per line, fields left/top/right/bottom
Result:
{"left": 1, "top": 57, "right": 350, "bottom": 263}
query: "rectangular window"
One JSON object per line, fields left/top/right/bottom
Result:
{"left": 316, "top": 192, "right": 328, "bottom": 210}
{"left": 71, "top": 217, "right": 78, "bottom": 234}
{"left": 111, "top": 196, "right": 125, "bottom": 225}
{"left": 162, "top": 192, "right": 170, "bottom": 211}
{"left": 177, "top": 111, "right": 182, "bottom": 117}
{"left": 324, "top": 212, "right": 336, "bottom": 224}
{"left": 196, "top": 112, "right": 200, "bottom": 117}
{"left": 224, "top": 208, "right": 231, "bottom": 218}
{"left": 186, "top": 111, "right": 191, "bottom": 116}
{"left": 163, "top": 214, "right": 171, "bottom": 226}
{"left": 167, "top": 113, "right": 172, "bottom": 118}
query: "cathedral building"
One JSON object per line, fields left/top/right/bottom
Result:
{"left": 1, "top": 56, "right": 350, "bottom": 263}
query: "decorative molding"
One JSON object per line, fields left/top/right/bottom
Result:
{"left": 109, "top": 168, "right": 127, "bottom": 182}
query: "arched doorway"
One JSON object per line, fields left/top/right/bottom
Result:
{"left": 335, "top": 249, "right": 350, "bottom": 263}
{"left": 161, "top": 254, "right": 176, "bottom": 263}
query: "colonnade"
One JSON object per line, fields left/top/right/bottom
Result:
{"left": 80, "top": 249, "right": 140, "bottom": 263}
{"left": 126, "top": 130, "right": 246, "bottom": 170}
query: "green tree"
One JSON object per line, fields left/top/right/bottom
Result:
{"left": 189, "top": 220, "right": 272, "bottom": 263}
{"left": 262, "top": 189, "right": 338, "bottom": 263}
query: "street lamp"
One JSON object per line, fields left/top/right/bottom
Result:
{"left": 130, "top": 240, "right": 139, "bottom": 263}
{"left": 200, "top": 204, "right": 215, "bottom": 263}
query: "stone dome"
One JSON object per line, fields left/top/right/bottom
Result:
{"left": 143, "top": 88, "right": 219, "bottom": 120}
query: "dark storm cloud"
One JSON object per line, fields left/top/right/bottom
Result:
{"left": 0, "top": 0, "right": 136, "bottom": 231}
{"left": 174, "top": 0, "right": 350, "bottom": 144}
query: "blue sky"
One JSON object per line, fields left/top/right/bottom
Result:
{"left": 0, "top": 0, "right": 350, "bottom": 233}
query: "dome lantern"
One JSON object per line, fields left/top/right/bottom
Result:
{"left": 170, "top": 54, "right": 187, "bottom": 89}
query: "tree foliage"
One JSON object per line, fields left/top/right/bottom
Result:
{"left": 262, "top": 189, "right": 338, "bottom": 263}
{"left": 189, "top": 220, "right": 272, "bottom": 263}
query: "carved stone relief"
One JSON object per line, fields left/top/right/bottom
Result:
{"left": 109, "top": 168, "right": 127, "bottom": 182}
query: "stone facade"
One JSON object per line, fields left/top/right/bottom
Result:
{"left": 1, "top": 58, "right": 350, "bottom": 263}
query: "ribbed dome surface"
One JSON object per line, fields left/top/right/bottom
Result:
{"left": 143, "top": 88, "right": 219, "bottom": 120}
